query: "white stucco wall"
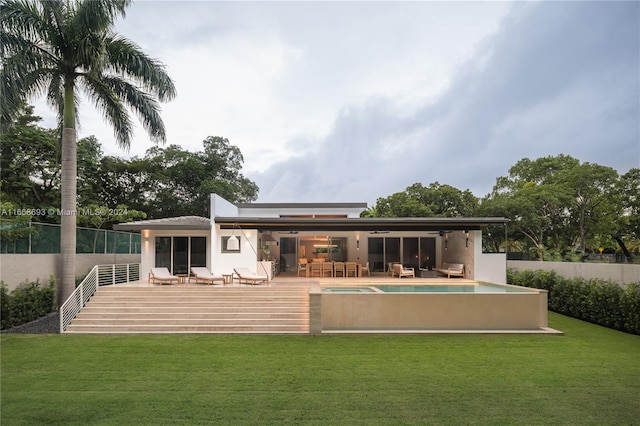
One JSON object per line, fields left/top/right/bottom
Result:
{"left": 211, "top": 226, "right": 261, "bottom": 275}
{"left": 474, "top": 230, "right": 507, "bottom": 284}
{"left": 141, "top": 229, "right": 211, "bottom": 281}
{"left": 0, "top": 253, "right": 141, "bottom": 291}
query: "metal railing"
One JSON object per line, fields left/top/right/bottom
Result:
{"left": 60, "top": 263, "right": 141, "bottom": 333}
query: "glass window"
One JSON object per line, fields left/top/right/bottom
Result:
{"left": 368, "top": 237, "right": 384, "bottom": 272}
{"left": 403, "top": 237, "right": 419, "bottom": 271}
{"left": 385, "top": 238, "right": 401, "bottom": 272}
{"left": 155, "top": 237, "right": 172, "bottom": 270}
{"left": 420, "top": 237, "right": 436, "bottom": 269}
{"left": 173, "top": 237, "right": 189, "bottom": 275}
{"left": 191, "top": 237, "right": 207, "bottom": 268}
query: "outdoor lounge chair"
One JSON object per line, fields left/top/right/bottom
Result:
{"left": 233, "top": 267, "right": 268, "bottom": 285}
{"left": 149, "top": 267, "right": 179, "bottom": 285}
{"left": 190, "top": 267, "right": 225, "bottom": 285}
{"left": 435, "top": 263, "right": 465, "bottom": 278}
{"left": 392, "top": 263, "right": 415, "bottom": 279}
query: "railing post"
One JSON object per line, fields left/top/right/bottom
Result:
{"left": 112, "top": 265, "right": 116, "bottom": 286}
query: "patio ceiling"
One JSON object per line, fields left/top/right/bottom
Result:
{"left": 215, "top": 217, "right": 509, "bottom": 232}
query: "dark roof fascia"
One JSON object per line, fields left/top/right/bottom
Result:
{"left": 114, "top": 224, "right": 211, "bottom": 231}
{"left": 113, "top": 217, "right": 211, "bottom": 231}
{"left": 214, "top": 217, "right": 509, "bottom": 232}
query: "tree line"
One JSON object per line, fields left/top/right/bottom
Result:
{"left": 1, "top": 106, "right": 259, "bottom": 230}
{"left": 364, "top": 158, "right": 639, "bottom": 261}
{"left": 2, "top": 107, "right": 638, "bottom": 262}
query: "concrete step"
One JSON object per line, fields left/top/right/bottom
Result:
{"left": 65, "top": 286, "right": 310, "bottom": 334}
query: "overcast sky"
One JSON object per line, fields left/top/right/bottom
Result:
{"left": 33, "top": 1, "right": 640, "bottom": 206}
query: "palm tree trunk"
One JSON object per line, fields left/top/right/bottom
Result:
{"left": 59, "top": 82, "right": 77, "bottom": 307}
{"left": 59, "top": 127, "right": 77, "bottom": 306}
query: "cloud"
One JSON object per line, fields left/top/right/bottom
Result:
{"left": 252, "top": 1, "right": 640, "bottom": 205}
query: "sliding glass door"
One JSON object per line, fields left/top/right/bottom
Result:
{"left": 368, "top": 236, "right": 434, "bottom": 273}
{"left": 155, "top": 236, "right": 207, "bottom": 275}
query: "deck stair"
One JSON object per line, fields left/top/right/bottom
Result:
{"left": 65, "top": 286, "right": 309, "bottom": 334}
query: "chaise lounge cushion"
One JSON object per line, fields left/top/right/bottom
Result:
{"left": 149, "top": 267, "right": 179, "bottom": 285}
{"left": 190, "top": 267, "right": 224, "bottom": 285}
{"left": 233, "top": 267, "right": 268, "bottom": 285}
{"left": 435, "top": 263, "right": 464, "bottom": 278}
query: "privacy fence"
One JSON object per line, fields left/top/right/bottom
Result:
{"left": 1, "top": 222, "right": 140, "bottom": 255}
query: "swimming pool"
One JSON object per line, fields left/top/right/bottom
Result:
{"left": 312, "top": 281, "right": 552, "bottom": 333}
{"left": 323, "top": 283, "right": 533, "bottom": 294}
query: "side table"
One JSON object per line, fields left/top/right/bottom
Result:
{"left": 222, "top": 274, "right": 233, "bottom": 286}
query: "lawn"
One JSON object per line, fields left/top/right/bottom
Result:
{"left": 2, "top": 313, "right": 639, "bottom": 425}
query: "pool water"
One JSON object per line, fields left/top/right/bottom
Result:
{"left": 322, "top": 283, "right": 532, "bottom": 293}
{"left": 322, "top": 287, "right": 376, "bottom": 293}
{"left": 375, "top": 284, "right": 530, "bottom": 293}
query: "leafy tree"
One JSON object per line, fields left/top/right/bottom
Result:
{"left": 131, "top": 136, "right": 258, "bottom": 217}
{"left": 76, "top": 136, "right": 105, "bottom": 208}
{"left": 0, "top": 105, "right": 60, "bottom": 213}
{"left": 77, "top": 204, "right": 146, "bottom": 253}
{"left": 2, "top": 0, "right": 176, "bottom": 305}
{"left": 367, "top": 182, "right": 478, "bottom": 218}
{"left": 618, "top": 168, "right": 640, "bottom": 239}
{"left": 560, "top": 162, "right": 620, "bottom": 254}
{"left": 0, "top": 201, "right": 32, "bottom": 253}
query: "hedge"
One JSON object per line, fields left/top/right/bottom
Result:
{"left": 0, "top": 277, "right": 56, "bottom": 330}
{"left": 507, "top": 269, "right": 640, "bottom": 335}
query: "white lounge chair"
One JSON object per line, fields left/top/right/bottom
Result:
{"left": 190, "top": 267, "right": 225, "bottom": 285}
{"left": 233, "top": 267, "right": 268, "bottom": 285}
{"left": 149, "top": 267, "right": 179, "bottom": 285}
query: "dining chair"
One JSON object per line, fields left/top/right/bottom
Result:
{"left": 345, "top": 262, "right": 357, "bottom": 277}
{"left": 322, "top": 262, "right": 334, "bottom": 277}
{"left": 361, "top": 261, "right": 370, "bottom": 276}
{"left": 333, "top": 261, "right": 345, "bottom": 277}
{"left": 310, "top": 262, "right": 323, "bottom": 277}
{"left": 297, "top": 258, "right": 308, "bottom": 277}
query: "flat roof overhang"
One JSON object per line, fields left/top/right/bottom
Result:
{"left": 214, "top": 217, "right": 509, "bottom": 232}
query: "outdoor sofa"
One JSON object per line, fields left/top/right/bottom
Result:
{"left": 435, "top": 262, "right": 465, "bottom": 278}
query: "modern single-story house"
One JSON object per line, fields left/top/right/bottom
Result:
{"left": 114, "top": 194, "right": 510, "bottom": 283}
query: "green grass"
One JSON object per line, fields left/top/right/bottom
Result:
{"left": 2, "top": 313, "right": 639, "bottom": 425}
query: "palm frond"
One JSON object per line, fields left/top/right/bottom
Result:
{"left": 100, "top": 75, "right": 167, "bottom": 144}
{"left": 81, "top": 74, "right": 133, "bottom": 150}
{"left": 105, "top": 35, "right": 176, "bottom": 102}
{"left": 73, "top": 0, "right": 130, "bottom": 33}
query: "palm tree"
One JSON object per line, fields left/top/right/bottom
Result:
{"left": 1, "top": 0, "right": 176, "bottom": 305}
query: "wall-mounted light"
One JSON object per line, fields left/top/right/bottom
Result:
{"left": 356, "top": 238, "right": 360, "bottom": 250}
{"left": 445, "top": 232, "right": 448, "bottom": 250}
{"left": 465, "top": 230, "right": 469, "bottom": 248}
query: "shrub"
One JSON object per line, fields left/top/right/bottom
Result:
{"left": 509, "top": 269, "right": 639, "bottom": 335}
{"left": 0, "top": 277, "right": 56, "bottom": 330}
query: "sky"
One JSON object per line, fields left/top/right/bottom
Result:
{"left": 33, "top": 1, "right": 640, "bottom": 206}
